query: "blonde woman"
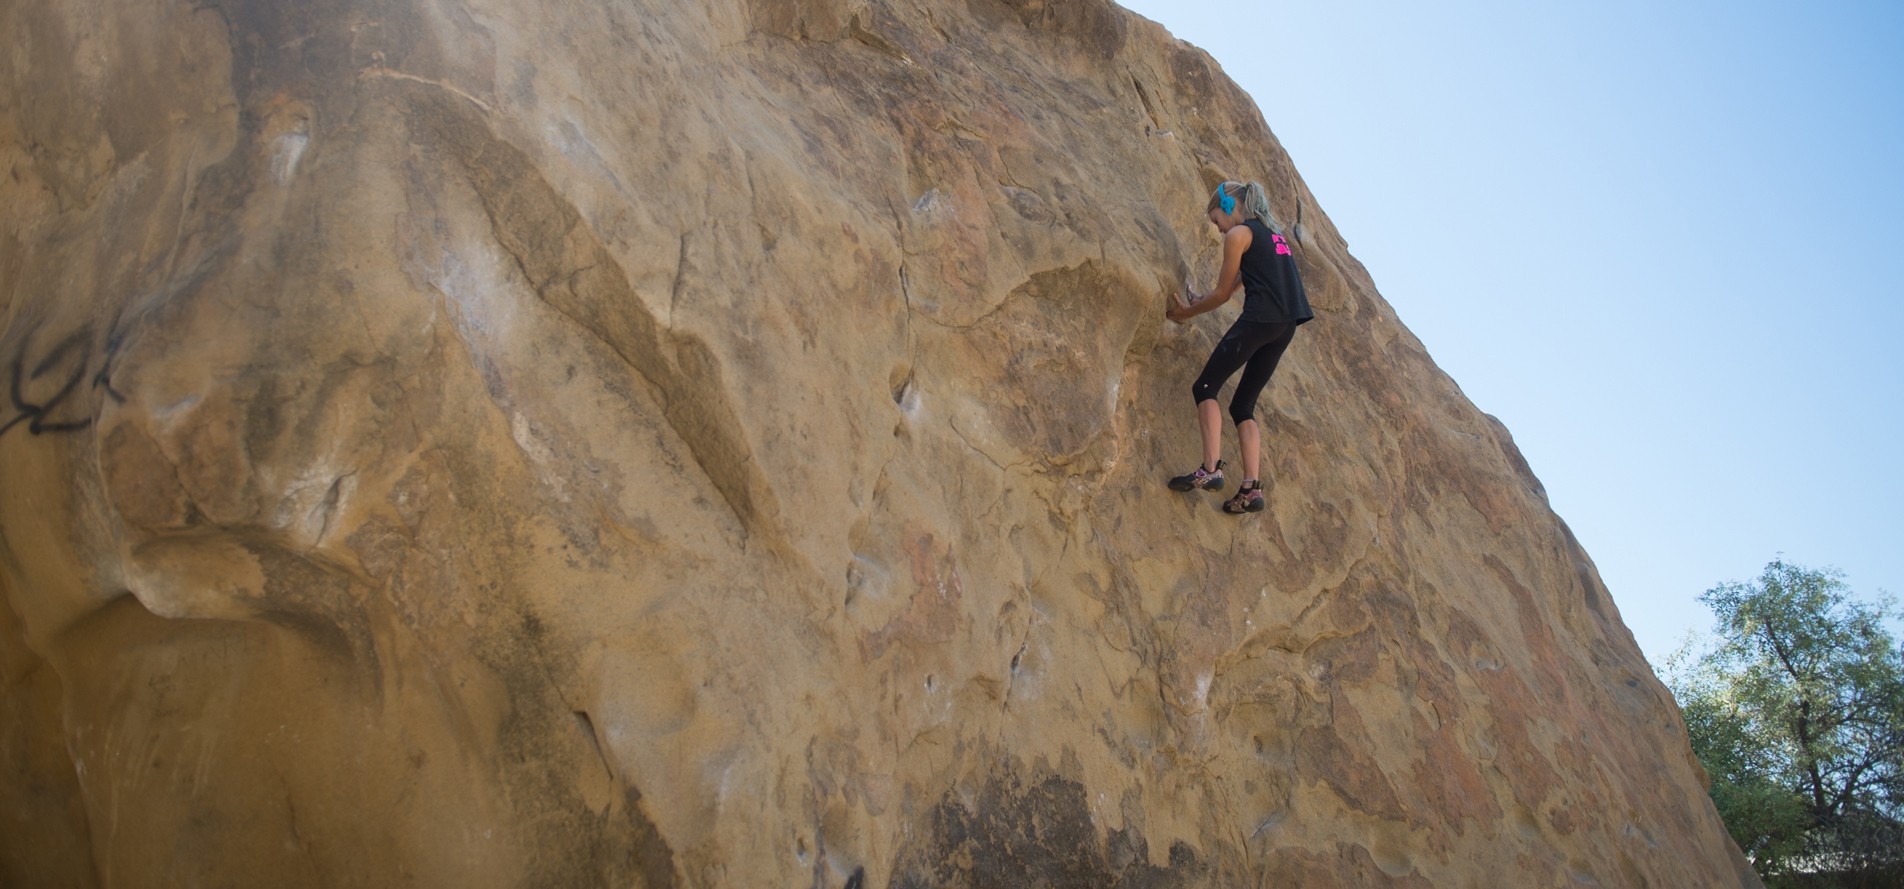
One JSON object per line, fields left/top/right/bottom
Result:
{"left": 1166, "top": 180, "right": 1314, "bottom": 513}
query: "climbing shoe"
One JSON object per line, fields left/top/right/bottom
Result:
{"left": 1168, "top": 460, "right": 1225, "bottom": 492}
{"left": 1223, "top": 480, "right": 1265, "bottom": 514}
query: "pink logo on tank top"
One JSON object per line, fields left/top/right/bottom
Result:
{"left": 1271, "top": 234, "right": 1291, "bottom": 256}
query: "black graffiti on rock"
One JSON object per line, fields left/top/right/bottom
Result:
{"left": 0, "top": 323, "right": 127, "bottom": 439}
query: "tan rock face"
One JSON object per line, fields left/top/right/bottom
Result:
{"left": 0, "top": 0, "right": 1757, "bottom": 886}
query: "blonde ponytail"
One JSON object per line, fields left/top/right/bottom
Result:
{"left": 1242, "top": 182, "right": 1283, "bottom": 234}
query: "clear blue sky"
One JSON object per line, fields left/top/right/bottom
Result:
{"left": 1116, "top": 0, "right": 1904, "bottom": 665}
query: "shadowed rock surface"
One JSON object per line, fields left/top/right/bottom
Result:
{"left": 0, "top": 0, "right": 1759, "bottom": 886}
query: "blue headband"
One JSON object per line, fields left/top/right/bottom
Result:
{"left": 1218, "top": 187, "right": 1236, "bottom": 214}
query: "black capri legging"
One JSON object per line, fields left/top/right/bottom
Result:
{"left": 1191, "top": 319, "right": 1300, "bottom": 425}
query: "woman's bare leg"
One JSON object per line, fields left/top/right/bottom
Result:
{"left": 1198, "top": 399, "right": 1223, "bottom": 471}
{"left": 1237, "top": 418, "right": 1261, "bottom": 483}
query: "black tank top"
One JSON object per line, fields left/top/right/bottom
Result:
{"left": 1237, "top": 218, "right": 1314, "bottom": 325}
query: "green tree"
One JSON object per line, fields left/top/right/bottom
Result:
{"left": 1667, "top": 559, "right": 1904, "bottom": 885}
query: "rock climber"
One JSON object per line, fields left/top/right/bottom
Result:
{"left": 1165, "top": 180, "right": 1314, "bottom": 514}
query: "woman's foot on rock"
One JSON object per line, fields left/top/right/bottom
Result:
{"left": 1169, "top": 460, "right": 1225, "bottom": 492}
{"left": 1223, "top": 479, "right": 1264, "bottom": 513}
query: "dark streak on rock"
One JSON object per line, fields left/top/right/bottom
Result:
{"left": 893, "top": 771, "right": 1209, "bottom": 888}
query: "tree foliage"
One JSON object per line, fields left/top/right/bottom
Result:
{"left": 1667, "top": 560, "right": 1904, "bottom": 884}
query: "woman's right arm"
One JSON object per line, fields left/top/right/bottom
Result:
{"left": 1172, "top": 224, "right": 1252, "bottom": 320}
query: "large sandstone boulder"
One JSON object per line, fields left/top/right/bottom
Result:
{"left": 1, "top": 0, "right": 1758, "bottom": 886}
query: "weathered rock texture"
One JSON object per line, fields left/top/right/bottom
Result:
{"left": 1, "top": 0, "right": 1757, "bottom": 886}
